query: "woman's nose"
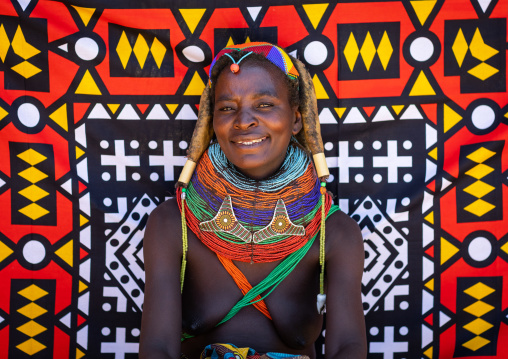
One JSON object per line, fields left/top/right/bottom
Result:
{"left": 234, "top": 108, "right": 258, "bottom": 129}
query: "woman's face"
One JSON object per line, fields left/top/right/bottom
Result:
{"left": 213, "top": 63, "right": 302, "bottom": 180}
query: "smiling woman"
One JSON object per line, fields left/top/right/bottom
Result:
{"left": 139, "top": 42, "right": 367, "bottom": 359}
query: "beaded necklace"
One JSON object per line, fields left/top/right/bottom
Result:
{"left": 177, "top": 142, "right": 332, "bottom": 263}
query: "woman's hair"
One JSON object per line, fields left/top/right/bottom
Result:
{"left": 209, "top": 50, "right": 300, "bottom": 109}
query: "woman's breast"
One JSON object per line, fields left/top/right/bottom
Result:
{"left": 181, "top": 236, "right": 324, "bottom": 351}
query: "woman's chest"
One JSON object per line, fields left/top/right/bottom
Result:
{"left": 181, "top": 233, "right": 324, "bottom": 349}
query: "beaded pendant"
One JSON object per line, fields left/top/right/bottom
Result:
{"left": 199, "top": 196, "right": 305, "bottom": 243}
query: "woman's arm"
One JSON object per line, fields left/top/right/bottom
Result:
{"left": 324, "top": 211, "right": 367, "bottom": 359}
{"left": 139, "top": 199, "right": 183, "bottom": 359}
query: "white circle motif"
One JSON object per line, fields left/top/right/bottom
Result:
{"left": 410, "top": 37, "right": 434, "bottom": 62}
{"left": 132, "top": 173, "right": 141, "bottom": 181}
{"left": 23, "top": 240, "right": 46, "bottom": 264}
{"left": 182, "top": 45, "right": 205, "bottom": 62}
{"left": 355, "top": 174, "right": 364, "bottom": 183}
{"left": 102, "top": 172, "right": 111, "bottom": 181}
{"left": 324, "top": 142, "right": 333, "bottom": 151}
{"left": 471, "top": 105, "right": 495, "bottom": 130}
{"left": 150, "top": 173, "right": 159, "bottom": 181}
{"left": 130, "top": 140, "right": 139, "bottom": 149}
{"left": 75, "top": 37, "right": 99, "bottom": 61}
{"left": 370, "top": 327, "right": 379, "bottom": 336}
{"left": 304, "top": 41, "right": 327, "bottom": 66}
{"left": 103, "top": 198, "right": 112, "bottom": 206}
{"left": 373, "top": 141, "right": 382, "bottom": 150}
{"left": 373, "top": 174, "right": 382, "bottom": 183}
{"left": 468, "top": 236, "right": 492, "bottom": 262}
{"left": 18, "top": 103, "right": 40, "bottom": 128}
{"left": 179, "top": 141, "right": 188, "bottom": 150}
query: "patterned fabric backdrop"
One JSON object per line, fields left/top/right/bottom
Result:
{"left": 0, "top": 0, "right": 507, "bottom": 358}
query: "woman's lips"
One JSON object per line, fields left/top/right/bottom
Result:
{"left": 232, "top": 136, "right": 268, "bottom": 146}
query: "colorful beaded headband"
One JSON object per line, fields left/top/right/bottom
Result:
{"left": 208, "top": 42, "right": 300, "bottom": 82}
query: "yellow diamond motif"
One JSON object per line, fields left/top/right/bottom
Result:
{"left": 464, "top": 199, "right": 495, "bottom": 217}
{"left": 465, "top": 163, "right": 494, "bottom": 180}
{"left": 17, "top": 148, "right": 47, "bottom": 166}
{"left": 464, "top": 180, "right": 495, "bottom": 198}
{"left": 462, "top": 336, "right": 490, "bottom": 351}
{"left": 19, "top": 184, "right": 49, "bottom": 202}
{"left": 18, "top": 284, "right": 48, "bottom": 301}
{"left": 0, "top": 24, "right": 10, "bottom": 62}
{"left": 17, "top": 320, "right": 47, "bottom": 337}
{"left": 468, "top": 63, "right": 499, "bottom": 81}
{"left": 133, "top": 34, "right": 149, "bottom": 69}
{"left": 12, "top": 61, "right": 42, "bottom": 79}
{"left": 360, "top": 31, "right": 376, "bottom": 71}
{"left": 463, "top": 318, "right": 493, "bottom": 335}
{"left": 377, "top": 31, "right": 393, "bottom": 70}
{"left": 150, "top": 37, "right": 166, "bottom": 69}
{"left": 464, "top": 282, "right": 495, "bottom": 300}
{"left": 17, "top": 302, "right": 47, "bottom": 319}
{"left": 464, "top": 301, "right": 494, "bottom": 317}
{"left": 470, "top": 28, "right": 499, "bottom": 62}
{"left": 12, "top": 26, "right": 40, "bottom": 60}
{"left": 19, "top": 203, "right": 49, "bottom": 220}
{"left": 452, "top": 28, "right": 468, "bottom": 68}
{"left": 16, "top": 338, "right": 46, "bottom": 356}
{"left": 18, "top": 167, "right": 48, "bottom": 183}
{"left": 116, "top": 31, "right": 132, "bottom": 69}
{"left": 467, "top": 147, "right": 496, "bottom": 163}
{"left": 343, "top": 32, "right": 360, "bottom": 71}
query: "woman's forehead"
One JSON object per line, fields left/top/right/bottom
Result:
{"left": 214, "top": 64, "right": 289, "bottom": 99}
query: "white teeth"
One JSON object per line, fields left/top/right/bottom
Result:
{"left": 237, "top": 137, "right": 265, "bottom": 145}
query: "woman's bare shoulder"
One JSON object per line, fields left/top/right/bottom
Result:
{"left": 325, "top": 208, "right": 364, "bottom": 259}
{"left": 144, "top": 197, "right": 182, "bottom": 254}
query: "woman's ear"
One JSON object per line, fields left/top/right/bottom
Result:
{"left": 292, "top": 109, "right": 303, "bottom": 135}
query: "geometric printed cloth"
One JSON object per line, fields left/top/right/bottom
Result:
{"left": 0, "top": 0, "right": 507, "bottom": 358}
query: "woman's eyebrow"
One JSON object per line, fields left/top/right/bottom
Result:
{"left": 251, "top": 90, "right": 278, "bottom": 99}
{"left": 216, "top": 90, "right": 278, "bottom": 103}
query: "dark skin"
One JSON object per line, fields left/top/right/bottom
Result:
{"left": 139, "top": 63, "right": 367, "bottom": 359}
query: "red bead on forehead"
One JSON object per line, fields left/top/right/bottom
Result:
{"left": 224, "top": 52, "right": 252, "bottom": 75}
{"left": 230, "top": 63, "right": 240, "bottom": 73}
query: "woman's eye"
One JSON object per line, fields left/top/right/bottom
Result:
{"left": 258, "top": 103, "right": 273, "bottom": 108}
{"left": 219, "top": 106, "right": 233, "bottom": 111}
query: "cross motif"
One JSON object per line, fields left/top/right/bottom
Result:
{"left": 149, "top": 140, "right": 187, "bottom": 181}
{"left": 326, "top": 141, "right": 364, "bottom": 183}
{"left": 373, "top": 141, "right": 412, "bottom": 183}
{"left": 101, "top": 140, "right": 140, "bottom": 181}
{"left": 369, "top": 326, "right": 408, "bottom": 358}
{"left": 101, "top": 327, "right": 139, "bottom": 359}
